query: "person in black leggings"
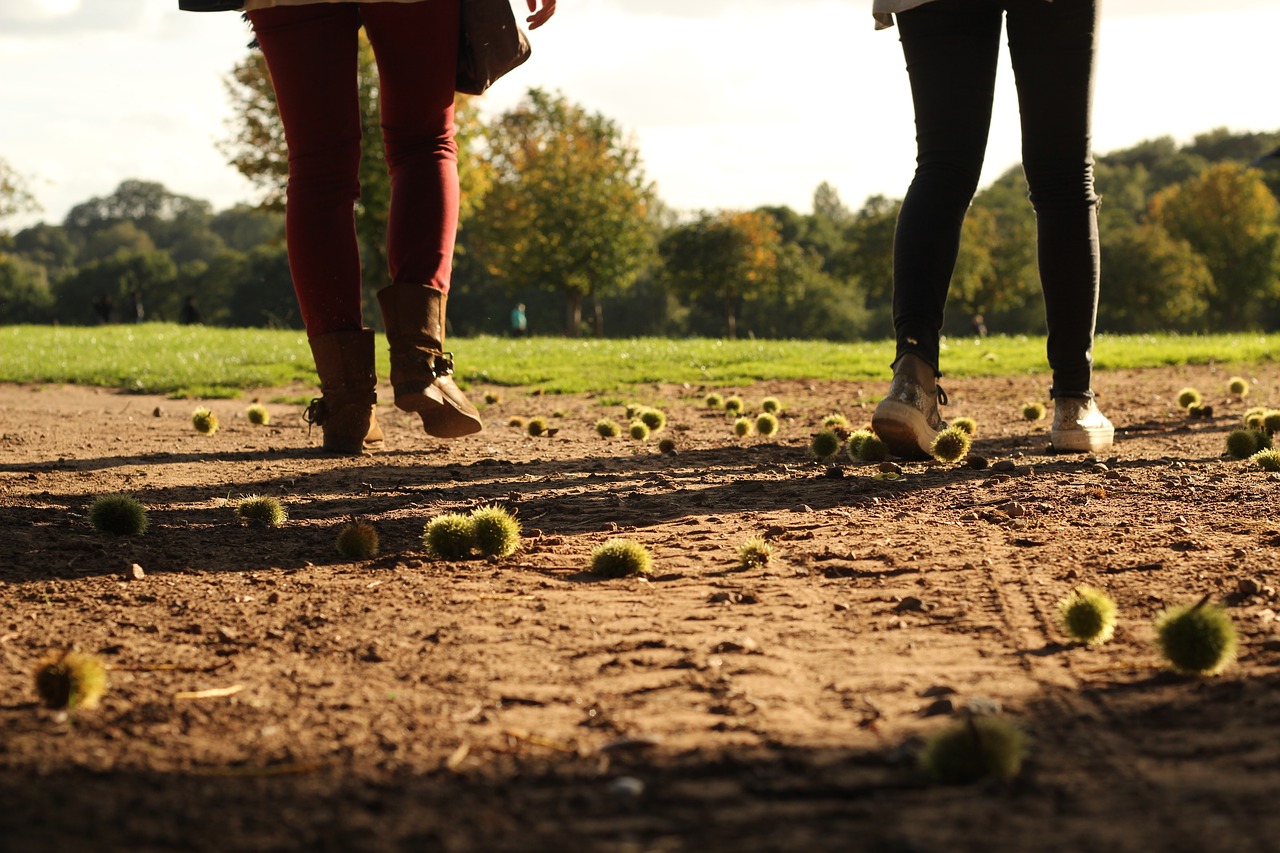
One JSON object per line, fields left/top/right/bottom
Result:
{"left": 870, "top": 0, "right": 1114, "bottom": 458}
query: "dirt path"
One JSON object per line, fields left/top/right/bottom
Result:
{"left": 3, "top": 364, "right": 1280, "bottom": 852}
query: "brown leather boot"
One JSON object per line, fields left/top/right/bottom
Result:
{"left": 376, "top": 283, "right": 483, "bottom": 438}
{"left": 303, "top": 328, "right": 385, "bottom": 455}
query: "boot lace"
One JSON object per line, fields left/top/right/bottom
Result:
{"left": 302, "top": 397, "right": 327, "bottom": 435}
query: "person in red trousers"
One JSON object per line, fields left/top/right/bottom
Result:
{"left": 181, "top": 0, "right": 557, "bottom": 454}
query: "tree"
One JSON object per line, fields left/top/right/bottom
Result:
{"left": 0, "top": 158, "right": 40, "bottom": 227}
{"left": 1150, "top": 163, "right": 1280, "bottom": 329}
{"left": 830, "top": 194, "right": 899, "bottom": 330}
{"left": 54, "top": 250, "right": 178, "bottom": 325}
{"left": 471, "top": 88, "right": 656, "bottom": 336}
{"left": 0, "top": 255, "right": 54, "bottom": 323}
{"left": 1099, "top": 224, "right": 1213, "bottom": 333}
{"left": 11, "top": 223, "right": 76, "bottom": 275}
{"left": 659, "top": 210, "right": 782, "bottom": 339}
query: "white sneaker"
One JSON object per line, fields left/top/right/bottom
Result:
{"left": 1050, "top": 397, "right": 1114, "bottom": 453}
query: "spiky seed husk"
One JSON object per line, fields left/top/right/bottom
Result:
{"left": 335, "top": 520, "right": 379, "bottom": 560}
{"left": 1251, "top": 448, "right": 1280, "bottom": 472}
{"left": 738, "top": 535, "right": 774, "bottom": 569}
{"left": 236, "top": 495, "right": 287, "bottom": 527}
{"left": 508, "top": 416, "right": 525, "bottom": 428}
{"left": 484, "top": 392, "right": 501, "bottom": 405}
{"left": 658, "top": 437, "right": 677, "bottom": 454}
{"left": 755, "top": 412, "right": 779, "bottom": 437}
{"left": 1264, "top": 411, "right": 1280, "bottom": 435}
{"left": 1021, "top": 402, "right": 1046, "bottom": 422}
{"left": 422, "top": 513, "right": 475, "bottom": 560}
{"left": 822, "top": 413, "right": 850, "bottom": 429}
{"left": 810, "top": 429, "right": 843, "bottom": 460}
{"left": 639, "top": 408, "right": 666, "bottom": 431}
{"left": 724, "top": 396, "right": 744, "bottom": 414}
{"left": 595, "top": 418, "right": 621, "bottom": 438}
{"left": 950, "top": 417, "right": 978, "bottom": 437}
{"left": 624, "top": 403, "right": 642, "bottom": 420}
{"left": 1228, "top": 377, "right": 1249, "bottom": 398}
{"left": 1057, "top": 585, "right": 1118, "bottom": 645}
{"left": 919, "top": 715, "right": 1027, "bottom": 785}
{"left": 857, "top": 434, "right": 889, "bottom": 462}
{"left": 629, "top": 420, "right": 650, "bottom": 440}
{"left": 246, "top": 404, "right": 270, "bottom": 425}
{"left": 705, "top": 393, "right": 724, "bottom": 409}
{"left": 930, "top": 426, "right": 972, "bottom": 463}
{"left": 846, "top": 429, "right": 875, "bottom": 460}
{"left": 1176, "top": 387, "right": 1202, "bottom": 410}
{"left": 87, "top": 494, "right": 148, "bottom": 536}
{"left": 34, "top": 651, "right": 108, "bottom": 710}
{"left": 1154, "top": 598, "right": 1237, "bottom": 675}
{"left": 733, "top": 417, "right": 753, "bottom": 437}
{"left": 1226, "top": 429, "right": 1261, "bottom": 459}
{"left": 470, "top": 505, "right": 521, "bottom": 558}
{"left": 192, "top": 407, "right": 218, "bottom": 435}
{"left": 527, "top": 417, "right": 548, "bottom": 437}
{"left": 761, "top": 397, "right": 781, "bottom": 414}
{"left": 590, "top": 538, "right": 652, "bottom": 578}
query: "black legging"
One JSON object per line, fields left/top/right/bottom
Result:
{"left": 892, "top": 0, "right": 1100, "bottom": 398}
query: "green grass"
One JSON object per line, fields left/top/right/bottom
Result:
{"left": 2, "top": 325, "right": 1278, "bottom": 396}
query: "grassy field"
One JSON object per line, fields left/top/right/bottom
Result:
{"left": 1, "top": 324, "right": 1277, "bottom": 398}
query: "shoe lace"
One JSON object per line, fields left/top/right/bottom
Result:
{"left": 302, "top": 397, "right": 326, "bottom": 434}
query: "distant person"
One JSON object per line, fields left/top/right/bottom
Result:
{"left": 511, "top": 303, "right": 528, "bottom": 338}
{"left": 870, "top": 0, "right": 1113, "bottom": 457}
{"left": 180, "top": 296, "right": 202, "bottom": 325}
{"left": 970, "top": 313, "right": 987, "bottom": 338}
{"left": 179, "top": 0, "right": 558, "bottom": 454}
{"left": 127, "top": 290, "right": 145, "bottom": 324}
{"left": 93, "top": 293, "right": 113, "bottom": 325}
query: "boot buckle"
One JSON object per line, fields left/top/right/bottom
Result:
{"left": 423, "top": 350, "right": 455, "bottom": 379}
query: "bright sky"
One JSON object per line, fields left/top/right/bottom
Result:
{"left": 1, "top": 0, "right": 1278, "bottom": 230}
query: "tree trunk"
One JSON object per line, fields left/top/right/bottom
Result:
{"left": 725, "top": 297, "right": 737, "bottom": 340}
{"left": 591, "top": 290, "right": 604, "bottom": 338}
{"left": 566, "top": 291, "right": 582, "bottom": 337}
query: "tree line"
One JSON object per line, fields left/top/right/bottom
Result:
{"left": 1, "top": 37, "right": 1278, "bottom": 339}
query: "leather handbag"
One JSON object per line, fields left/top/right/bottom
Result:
{"left": 456, "top": 0, "right": 532, "bottom": 96}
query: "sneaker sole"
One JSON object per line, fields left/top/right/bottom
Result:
{"left": 1050, "top": 425, "right": 1115, "bottom": 453}
{"left": 872, "top": 399, "right": 940, "bottom": 460}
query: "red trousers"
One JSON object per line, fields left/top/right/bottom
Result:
{"left": 247, "top": 2, "right": 460, "bottom": 337}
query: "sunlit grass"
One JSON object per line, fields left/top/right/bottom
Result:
{"left": 1, "top": 324, "right": 1277, "bottom": 396}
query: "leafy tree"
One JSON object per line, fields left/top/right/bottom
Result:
{"left": 11, "top": 223, "right": 76, "bottom": 274}
{"left": 226, "top": 245, "right": 300, "bottom": 328}
{"left": 0, "top": 158, "right": 40, "bottom": 227}
{"left": 54, "top": 250, "right": 178, "bottom": 324}
{"left": 831, "top": 194, "right": 898, "bottom": 329}
{"left": 64, "top": 179, "right": 212, "bottom": 241}
{"left": 81, "top": 221, "right": 157, "bottom": 264}
{"left": 211, "top": 205, "right": 284, "bottom": 253}
{"left": 1099, "top": 224, "right": 1213, "bottom": 333}
{"left": 472, "top": 88, "right": 656, "bottom": 336}
{"left": 659, "top": 210, "right": 782, "bottom": 339}
{"left": 1150, "top": 163, "right": 1280, "bottom": 329}
{"left": 0, "top": 255, "right": 54, "bottom": 323}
